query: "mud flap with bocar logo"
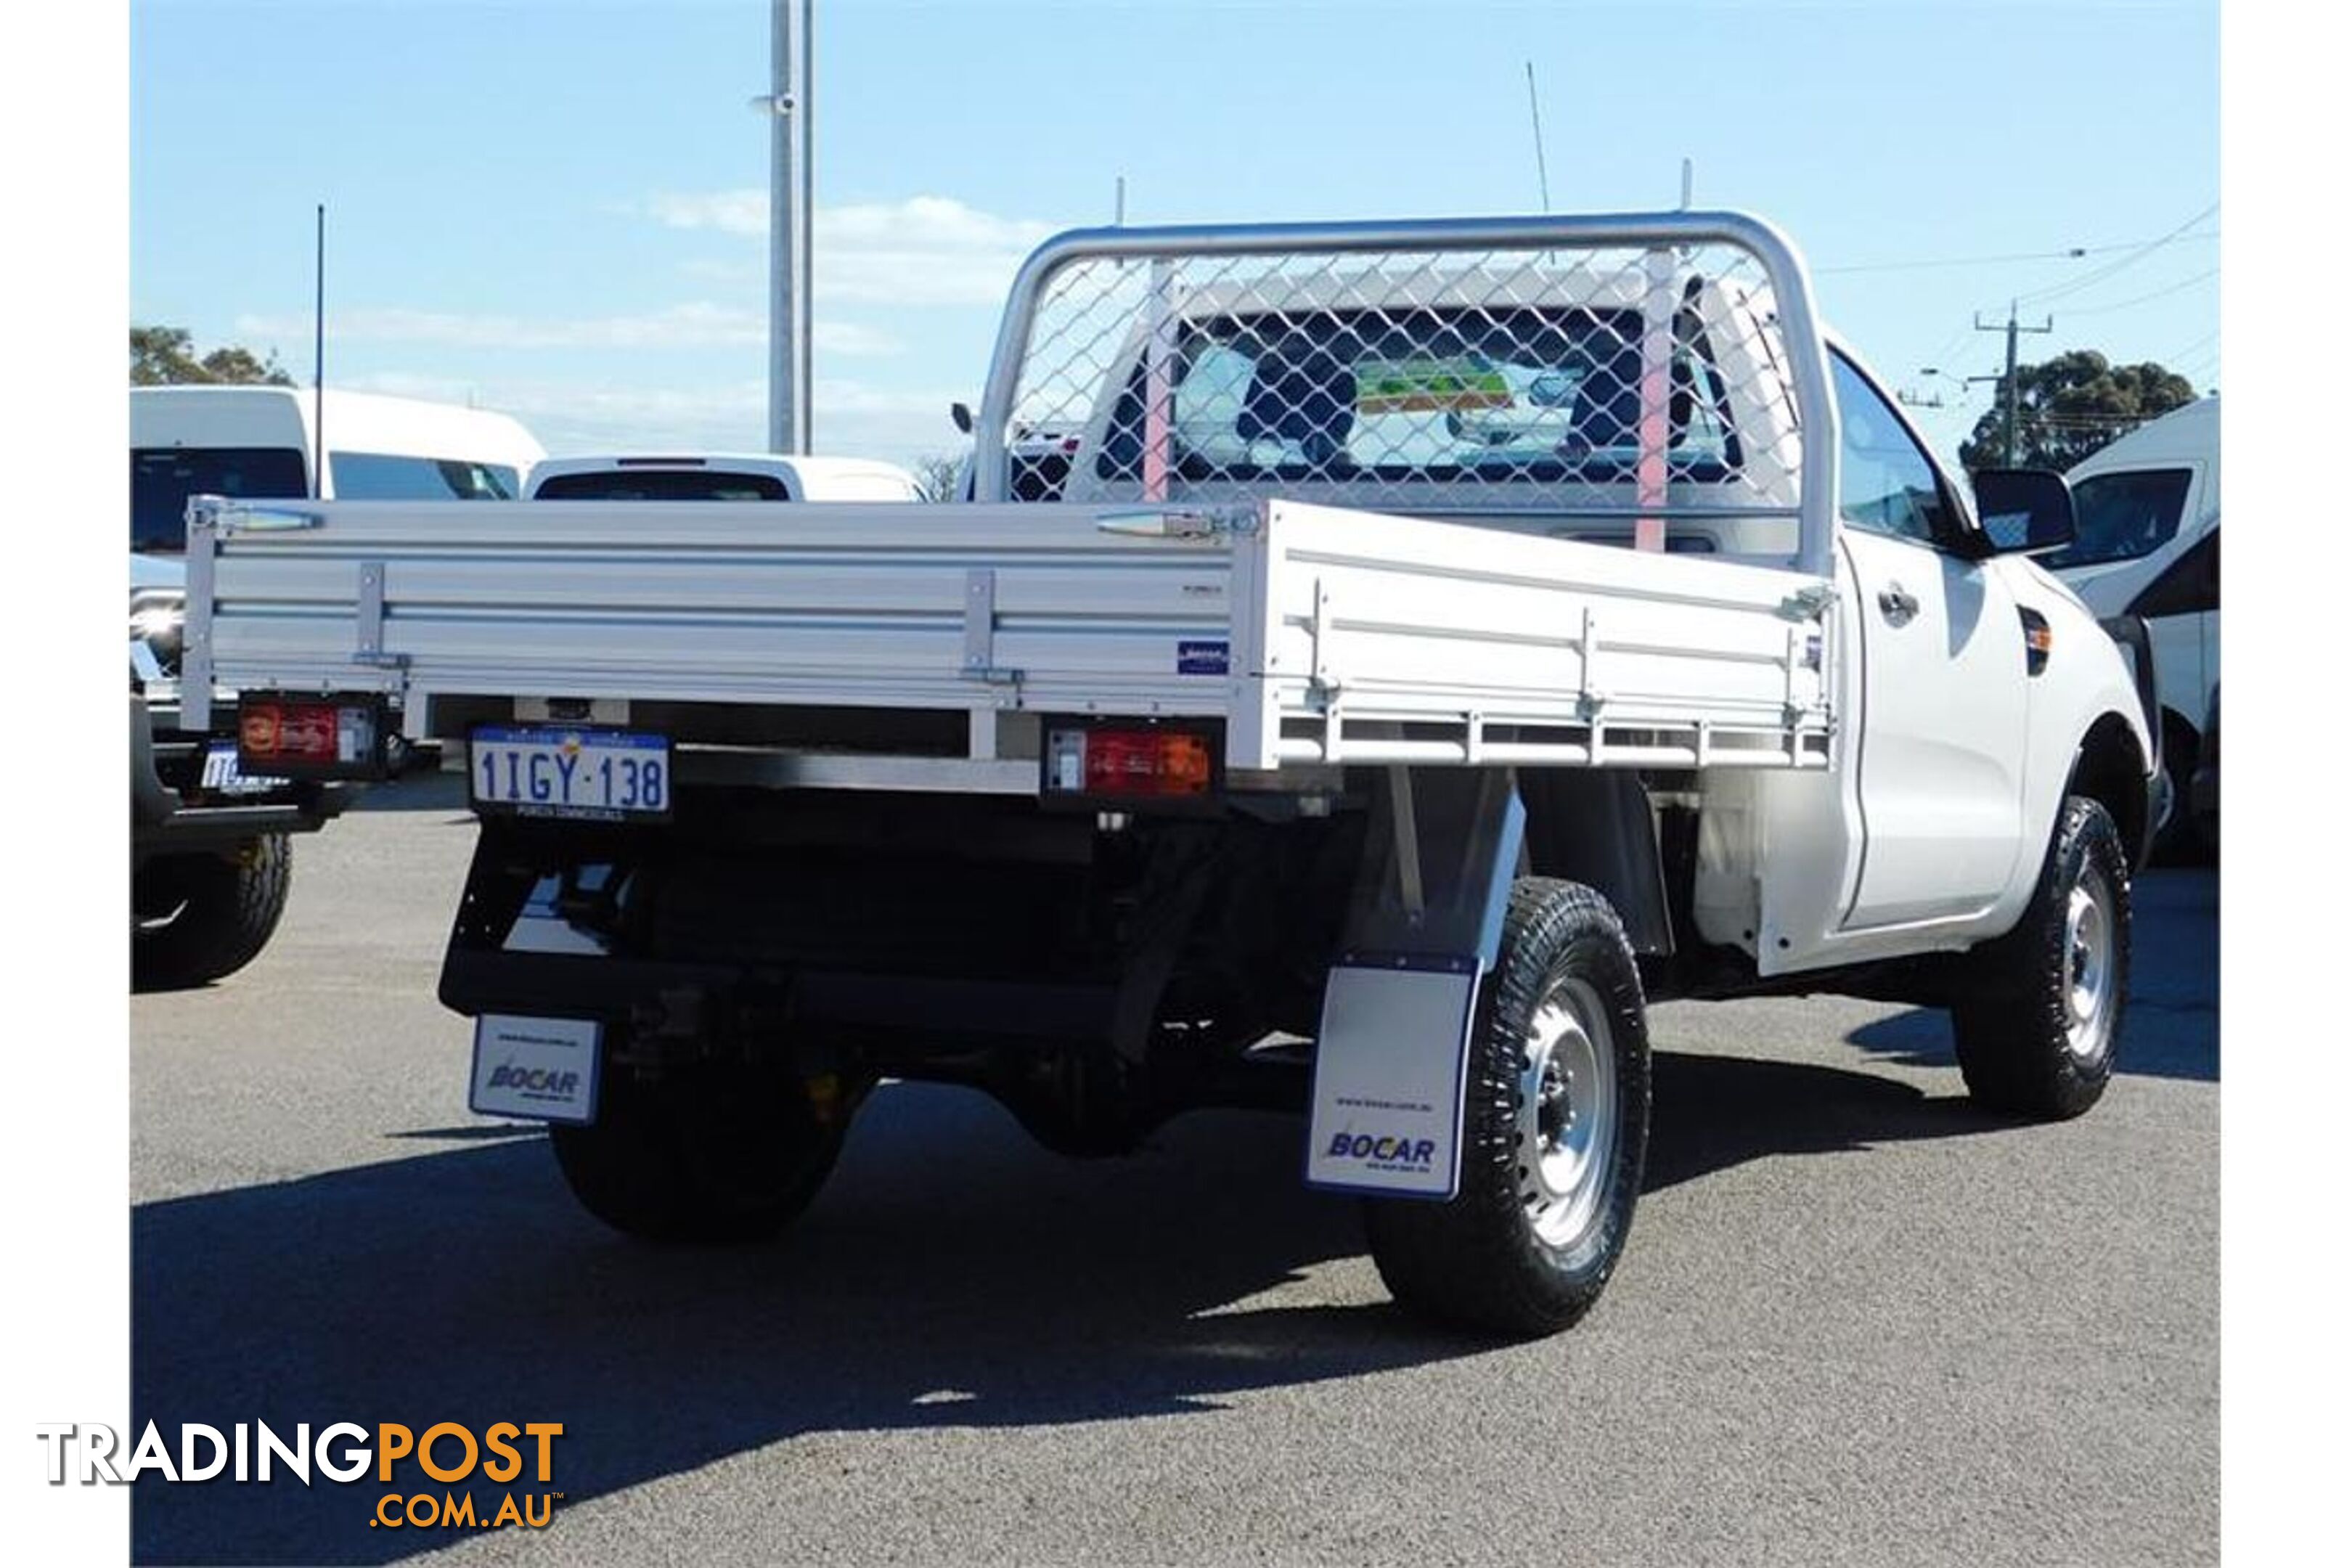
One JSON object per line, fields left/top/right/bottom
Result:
{"left": 1304, "top": 769, "right": 1524, "bottom": 1201}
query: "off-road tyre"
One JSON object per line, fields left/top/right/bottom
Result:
{"left": 131, "top": 834, "right": 293, "bottom": 991}
{"left": 550, "top": 1055, "right": 855, "bottom": 1244}
{"left": 1363, "top": 878, "right": 1651, "bottom": 1337}
{"left": 1952, "top": 795, "right": 2130, "bottom": 1119}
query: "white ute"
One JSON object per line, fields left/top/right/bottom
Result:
{"left": 131, "top": 385, "right": 543, "bottom": 989}
{"left": 176, "top": 213, "right": 2158, "bottom": 1335}
{"left": 525, "top": 452, "right": 928, "bottom": 504}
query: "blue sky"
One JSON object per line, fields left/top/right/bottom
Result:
{"left": 130, "top": 0, "right": 2218, "bottom": 466}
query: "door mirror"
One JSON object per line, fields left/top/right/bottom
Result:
{"left": 950, "top": 401, "right": 975, "bottom": 436}
{"left": 1969, "top": 467, "right": 2077, "bottom": 555}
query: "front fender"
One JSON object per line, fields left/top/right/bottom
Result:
{"left": 2020, "top": 590, "right": 2157, "bottom": 873}
{"left": 131, "top": 692, "right": 180, "bottom": 826}
{"left": 1957, "top": 563, "right": 2156, "bottom": 944}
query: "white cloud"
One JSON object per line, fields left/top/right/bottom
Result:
{"left": 223, "top": 192, "right": 1050, "bottom": 462}
{"left": 679, "top": 258, "right": 759, "bottom": 283}
{"left": 237, "top": 302, "right": 767, "bottom": 351}
{"left": 336, "top": 371, "right": 962, "bottom": 465}
{"left": 812, "top": 321, "right": 904, "bottom": 356}
{"left": 647, "top": 189, "right": 767, "bottom": 237}
{"left": 645, "top": 191, "right": 1060, "bottom": 307}
{"left": 237, "top": 304, "right": 901, "bottom": 356}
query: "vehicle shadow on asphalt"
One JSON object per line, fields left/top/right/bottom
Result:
{"left": 1643, "top": 1050, "right": 1992, "bottom": 1191}
{"left": 134, "top": 1051, "right": 2003, "bottom": 1564}
{"left": 348, "top": 771, "right": 470, "bottom": 815}
{"left": 1845, "top": 1003, "right": 2218, "bottom": 1083}
{"left": 1842, "top": 870, "right": 2218, "bottom": 1085}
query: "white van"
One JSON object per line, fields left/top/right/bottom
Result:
{"left": 131, "top": 385, "right": 546, "bottom": 555}
{"left": 524, "top": 452, "right": 928, "bottom": 503}
{"left": 2056, "top": 396, "right": 2218, "bottom": 848}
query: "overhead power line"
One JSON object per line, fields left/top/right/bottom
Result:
{"left": 1817, "top": 225, "right": 2216, "bottom": 277}
{"left": 1818, "top": 244, "right": 2090, "bottom": 277}
{"left": 2017, "top": 201, "right": 2220, "bottom": 306}
{"left": 2163, "top": 328, "right": 2221, "bottom": 363}
{"left": 2065, "top": 267, "right": 2221, "bottom": 316}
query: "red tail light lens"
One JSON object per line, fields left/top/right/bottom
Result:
{"left": 238, "top": 695, "right": 385, "bottom": 777}
{"left": 1045, "top": 724, "right": 1214, "bottom": 800}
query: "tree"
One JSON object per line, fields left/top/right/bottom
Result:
{"left": 1958, "top": 349, "right": 2195, "bottom": 472}
{"left": 131, "top": 325, "right": 295, "bottom": 387}
{"left": 906, "top": 452, "right": 966, "bottom": 502}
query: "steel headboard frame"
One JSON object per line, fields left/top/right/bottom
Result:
{"left": 973, "top": 211, "right": 1840, "bottom": 581}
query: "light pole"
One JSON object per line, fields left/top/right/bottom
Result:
{"left": 754, "top": 0, "right": 813, "bottom": 455}
{"left": 1919, "top": 367, "right": 1998, "bottom": 400}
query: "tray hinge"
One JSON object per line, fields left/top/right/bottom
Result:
{"left": 353, "top": 560, "right": 408, "bottom": 669}
{"left": 960, "top": 568, "right": 1022, "bottom": 693}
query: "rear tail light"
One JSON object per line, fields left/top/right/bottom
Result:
{"left": 1043, "top": 722, "right": 1217, "bottom": 803}
{"left": 238, "top": 694, "right": 390, "bottom": 780}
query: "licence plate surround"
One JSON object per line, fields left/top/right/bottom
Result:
{"left": 470, "top": 725, "right": 672, "bottom": 822}
{"left": 201, "top": 740, "right": 286, "bottom": 797}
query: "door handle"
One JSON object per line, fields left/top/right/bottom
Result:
{"left": 1877, "top": 582, "right": 1919, "bottom": 626}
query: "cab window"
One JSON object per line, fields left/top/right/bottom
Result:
{"left": 331, "top": 452, "right": 518, "bottom": 500}
{"left": 2049, "top": 467, "right": 2193, "bottom": 569}
{"left": 131, "top": 446, "right": 308, "bottom": 552}
{"left": 1101, "top": 305, "right": 1745, "bottom": 486}
{"left": 533, "top": 470, "right": 791, "bottom": 502}
{"left": 1829, "top": 354, "right": 1947, "bottom": 546}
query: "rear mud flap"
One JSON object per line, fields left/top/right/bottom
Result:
{"left": 1306, "top": 770, "right": 1524, "bottom": 1199}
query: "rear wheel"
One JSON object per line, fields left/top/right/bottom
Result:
{"left": 1952, "top": 796, "right": 2129, "bottom": 1119}
{"left": 550, "top": 1051, "right": 857, "bottom": 1244}
{"left": 1363, "top": 878, "right": 1651, "bottom": 1337}
{"left": 131, "top": 835, "right": 292, "bottom": 991}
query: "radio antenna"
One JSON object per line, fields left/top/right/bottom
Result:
{"left": 312, "top": 203, "right": 326, "bottom": 499}
{"left": 1524, "top": 62, "right": 1552, "bottom": 213}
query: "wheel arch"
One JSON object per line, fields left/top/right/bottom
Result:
{"left": 1519, "top": 771, "right": 1674, "bottom": 955}
{"left": 2066, "top": 711, "right": 2152, "bottom": 871}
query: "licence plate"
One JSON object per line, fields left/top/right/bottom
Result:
{"left": 201, "top": 740, "right": 285, "bottom": 796}
{"left": 470, "top": 726, "right": 670, "bottom": 821}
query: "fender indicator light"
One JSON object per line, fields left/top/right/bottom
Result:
{"left": 2018, "top": 608, "right": 2054, "bottom": 675}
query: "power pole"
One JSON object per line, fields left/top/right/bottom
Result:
{"left": 1975, "top": 301, "right": 2053, "bottom": 465}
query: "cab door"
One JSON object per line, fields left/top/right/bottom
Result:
{"left": 1829, "top": 356, "right": 2030, "bottom": 928}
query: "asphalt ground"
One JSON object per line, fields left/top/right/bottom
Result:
{"left": 130, "top": 776, "right": 2218, "bottom": 1567}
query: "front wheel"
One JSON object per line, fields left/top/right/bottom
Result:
{"left": 1952, "top": 795, "right": 2131, "bottom": 1119}
{"left": 1363, "top": 878, "right": 1651, "bottom": 1337}
{"left": 550, "top": 1053, "right": 858, "bottom": 1244}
